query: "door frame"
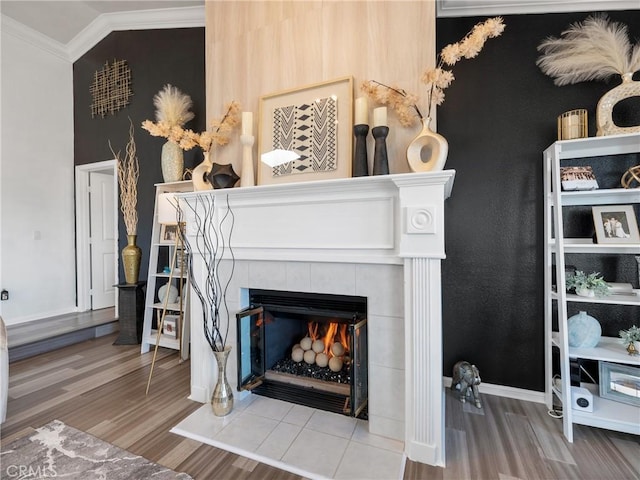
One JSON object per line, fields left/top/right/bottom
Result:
{"left": 75, "top": 160, "right": 119, "bottom": 313}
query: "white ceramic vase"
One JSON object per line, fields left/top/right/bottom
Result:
{"left": 161, "top": 140, "right": 184, "bottom": 183}
{"left": 406, "top": 117, "right": 448, "bottom": 173}
{"left": 192, "top": 152, "right": 213, "bottom": 191}
{"left": 575, "top": 287, "right": 595, "bottom": 298}
{"left": 596, "top": 73, "right": 640, "bottom": 136}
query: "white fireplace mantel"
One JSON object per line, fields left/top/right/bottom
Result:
{"left": 178, "top": 170, "right": 455, "bottom": 467}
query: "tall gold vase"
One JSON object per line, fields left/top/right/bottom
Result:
{"left": 122, "top": 234, "right": 142, "bottom": 284}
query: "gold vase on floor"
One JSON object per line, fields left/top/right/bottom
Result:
{"left": 122, "top": 234, "right": 141, "bottom": 284}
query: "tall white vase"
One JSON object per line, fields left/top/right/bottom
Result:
{"left": 406, "top": 117, "right": 448, "bottom": 173}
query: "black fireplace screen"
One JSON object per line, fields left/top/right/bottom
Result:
{"left": 236, "top": 289, "right": 368, "bottom": 418}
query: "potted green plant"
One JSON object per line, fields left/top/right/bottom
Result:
{"left": 619, "top": 325, "right": 640, "bottom": 356}
{"left": 565, "top": 270, "right": 610, "bottom": 297}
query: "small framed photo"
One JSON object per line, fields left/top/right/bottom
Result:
{"left": 592, "top": 205, "right": 640, "bottom": 244}
{"left": 257, "top": 76, "right": 353, "bottom": 186}
{"left": 599, "top": 361, "right": 640, "bottom": 407}
{"left": 559, "top": 166, "right": 598, "bottom": 191}
{"left": 162, "top": 314, "right": 180, "bottom": 339}
{"left": 159, "top": 222, "right": 185, "bottom": 244}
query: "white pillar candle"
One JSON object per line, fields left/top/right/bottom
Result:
{"left": 373, "top": 106, "right": 387, "bottom": 127}
{"left": 355, "top": 97, "right": 368, "bottom": 125}
{"left": 242, "top": 111, "right": 253, "bottom": 136}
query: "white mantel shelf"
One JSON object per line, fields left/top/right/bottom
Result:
{"left": 179, "top": 170, "right": 455, "bottom": 264}
{"left": 178, "top": 169, "right": 455, "bottom": 468}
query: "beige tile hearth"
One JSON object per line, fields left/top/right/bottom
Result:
{"left": 171, "top": 395, "right": 405, "bottom": 480}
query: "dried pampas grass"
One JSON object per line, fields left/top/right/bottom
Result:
{"left": 153, "top": 84, "right": 195, "bottom": 127}
{"left": 537, "top": 15, "right": 640, "bottom": 86}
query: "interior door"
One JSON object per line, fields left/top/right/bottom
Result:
{"left": 89, "top": 171, "right": 116, "bottom": 310}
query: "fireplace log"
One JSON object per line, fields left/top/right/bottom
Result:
{"left": 316, "top": 352, "right": 328, "bottom": 367}
{"left": 300, "top": 337, "right": 312, "bottom": 351}
{"left": 303, "top": 350, "right": 316, "bottom": 364}
{"left": 292, "top": 347, "right": 304, "bottom": 363}
{"left": 331, "top": 342, "right": 345, "bottom": 357}
{"left": 329, "top": 356, "right": 343, "bottom": 372}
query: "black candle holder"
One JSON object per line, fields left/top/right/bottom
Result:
{"left": 352, "top": 124, "right": 369, "bottom": 177}
{"left": 372, "top": 126, "right": 389, "bottom": 175}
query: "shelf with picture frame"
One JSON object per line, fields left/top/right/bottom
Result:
{"left": 141, "top": 181, "right": 193, "bottom": 362}
{"left": 543, "top": 133, "right": 640, "bottom": 443}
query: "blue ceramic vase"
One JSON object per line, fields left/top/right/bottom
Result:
{"left": 567, "top": 311, "right": 601, "bottom": 348}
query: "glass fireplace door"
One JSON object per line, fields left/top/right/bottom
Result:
{"left": 236, "top": 306, "right": 265, "bottom": 390}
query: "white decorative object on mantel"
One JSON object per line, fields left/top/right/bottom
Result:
{"left": 178, "top": 171, "right": 455, "bottom": 467}
{"left": 240, "top": 134, "right": 255, "bottom": 187}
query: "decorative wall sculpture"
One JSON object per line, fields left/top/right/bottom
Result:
{"left": 90, "top": 59, "right": 132, "bottom": 118}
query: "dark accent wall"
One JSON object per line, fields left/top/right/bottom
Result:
{"left": 73, "top": 28, "right": 206, "bottom": 282}
{"left": 72, "top": 12, "right": 639, "bottom": 393}
{"left": 437, "top": 11, "right": 640, "bottom": 391}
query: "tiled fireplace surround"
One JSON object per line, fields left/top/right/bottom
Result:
{"left": 179, "top": 171, "right": 455, "bottom": 467}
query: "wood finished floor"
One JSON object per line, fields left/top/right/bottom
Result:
{"left": 1, "top": 333, "right": 638, "bottom": 480}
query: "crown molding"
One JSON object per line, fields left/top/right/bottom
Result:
{"left": 1, "top": 14, "right": 69, "bottom": 61}
{"left": 437, "top": 0, "right": 639, "bottom": 17}
{"left": 68, "top": 5, "right": 205, "bottom": 62}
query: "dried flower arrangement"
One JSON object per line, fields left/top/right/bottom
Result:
{"left": 536, "top": 15, "right": 640, "bottom": 86}
{"left": 362, "top": 17, "right": 505, "bottom": 127}
{"left": 110, "top": 120, "right": 139, "bottom": 235}
{"left": 142, "top": 100, "right": 241, "bottom": 153}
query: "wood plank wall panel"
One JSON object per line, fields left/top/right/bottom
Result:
{"left": 205, "top": 0, "right": 435, "bottom": 178}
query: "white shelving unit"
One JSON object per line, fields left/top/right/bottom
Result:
{"left": 543, "top": 133, "right": 640, "bottom": 442}
{"left": 141, "top": 181, "right": 193, "bottom": 361}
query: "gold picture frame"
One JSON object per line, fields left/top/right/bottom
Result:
{"left": 257, "top": 76, "right": 353, "bottom": 186}
{"left": 159, "top": 222, "right": 185, "bottom": 244}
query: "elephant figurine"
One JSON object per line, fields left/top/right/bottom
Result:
{"left": 451, "top": 361, "right": 482, "bottom": 409}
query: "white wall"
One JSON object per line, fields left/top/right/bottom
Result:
{"left": 0, "top": 24, "right": 76, "bottom": 325}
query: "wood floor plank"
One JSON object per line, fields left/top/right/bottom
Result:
{"left": 503, "top": 411, "right": 559, "bottom": 480}
{"left": 7, "top": 355, "right": 84, "bottom": 382}
{"left": 609, "top": 435, "right": 640, "bottom": 475}
{"left": 519, "top": 398, "right": 576, "bottom": 465}
{"left": 443, "top": 427, "right": 471, "bottom": 480}
{"left": 156, "top": 437, "right": 204, "bottom": 470}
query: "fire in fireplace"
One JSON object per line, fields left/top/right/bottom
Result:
{"left": 236, "top": 289, "right": 368, "bottom": 418}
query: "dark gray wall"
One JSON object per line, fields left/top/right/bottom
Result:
{"left": 73, "top": 28, "right": 206, "bottom": 282}
{"left": 437, "top": 11, "right": 640, "bottom": 391}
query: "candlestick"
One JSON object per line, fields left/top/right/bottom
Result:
{"left": 240, "top": 134, "right": 255, "bottom": 187}
{"left": 372, "top": 126, "right": 389, "bottom": 175}
{"left": 352, "top": 124, "right": 369, "bottom": 177}
{"left": 373, "top": 106, "right": 387, "bottom": 127}
{"left": 355, "top": 97, "right": 368, "bottom": 126}
{"left": 242, "top": 112, "right": 253, "bottom": 136}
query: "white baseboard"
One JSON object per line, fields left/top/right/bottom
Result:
{"left": 444, "top": 376, "right": 545, "bottom": 404}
